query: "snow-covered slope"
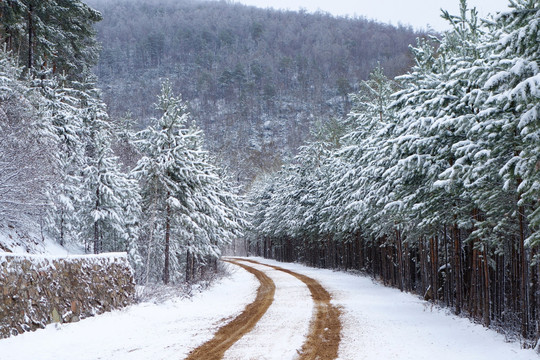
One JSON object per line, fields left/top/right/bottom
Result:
{"left": 0, "top": 225, "right": 82, "bottom": 255}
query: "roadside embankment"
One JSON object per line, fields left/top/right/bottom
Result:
{"left": 0, "top": 253, "right": 135, "bottom": 339}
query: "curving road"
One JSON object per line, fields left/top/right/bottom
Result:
{"left": 1, "top": 257, "right": 534, "bottom": 360}
{"left": 186, "top": 258, "right": 342, "bottom": 360}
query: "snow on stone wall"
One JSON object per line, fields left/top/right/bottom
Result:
{"left": 0, "top": 253, "right": 135, "bottom": 339}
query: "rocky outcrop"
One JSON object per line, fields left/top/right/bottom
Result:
{"left": 0, "top": 253, "right": 135, "bottom": 339}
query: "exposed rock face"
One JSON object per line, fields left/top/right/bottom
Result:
{"left": 0, "top": 253, "right": 135, "bottom": 339}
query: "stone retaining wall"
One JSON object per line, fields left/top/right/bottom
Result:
{"left": 0, "top": 253, "right": 135, "bottom": 339}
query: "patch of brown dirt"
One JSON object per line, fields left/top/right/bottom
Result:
{"left": 185, "top": 260, "right": 275, "bottom": 360}
{"left": 237, "top": 258, "right": 342, "bottom": 360}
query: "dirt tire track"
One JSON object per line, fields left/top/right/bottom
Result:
{"left": 235, "top": 258, "right": 342, "bottom": 360}
{"left": 185, "top": 260, "right": 275, "bottom": 360}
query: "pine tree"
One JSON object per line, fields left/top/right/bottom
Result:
{"left": 33, "top": 75, "right": 87, "bottom": 247}
{"left": 0, "top": 0, "right": 102, "bottom": 78}
{"left": 483, "top": 0, "right": 539, "bottom": 245}
{"left": 74, "top": 83, "right": 141, "bottom": 256}
{"left": 327, "top": 64, "right": 397, "bottom": 240}
{"left": 0, "top": 47, "right": 56, "bottom": 227}
{"left": 136, "top": 81, "right": 246, "bottom": 283}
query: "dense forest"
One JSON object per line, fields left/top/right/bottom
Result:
{"left": 0, "top": 0, "right": 245, "bottom": 284}
{"left": 247, "top": 0, "right": 540, "bottom": 346}
{"left": 86, "top": 0, "right": 424, "bottom": 182}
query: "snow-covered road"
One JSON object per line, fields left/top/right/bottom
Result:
{"left": 223, "top": 260, "right": 312, "bottom": 359}
{"left": 0, "top": 257, "right": 538, "bottom": 359}
{"left": 250, "top": 257, "right": 538, "bottom": 360}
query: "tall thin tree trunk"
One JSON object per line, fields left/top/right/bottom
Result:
{"left": 163, "top": 197, "right": 171, "bottom": 284}
{"left": 483, "top": 242, "right": 490, "bottom": 326}
{"left": 186, "top": 241, "right": 194, "bottom": 283}
{"left": 420, "top": 237, "right": 427, "bottom": 296}
{"left": 93, "top": 221, "right": 99, "bottom": 254}
{"left": 27, "top": 4, "right": 33, "bottom": 69}
{"left": 381, "top": 239, "right": 387, "bottom": 285}
{"left": 60, "top": 209, "right": 65, "bottom": 247}
{"left": 512, "top": 237, "right": 518, "bottom": 315}
{"left": 396, "top": 229, "right": 404, "bottom": 291}
{"left": 470, "top": 243, "right": 478, "bottom": 318}
{"left": 519, "top": 204, "right": 528, "bottom": 338}
{"left": 453, "top": 224, "right": 462, "bottom": 315}
{"left": 145, "top": 204, "right": 157, "bottom": 285}
{"left": 430, "top": 236, "right": 438, "bottom": 303}
{"left": 93, "top": 188, "right": 100, "bottom": 254}
{"left": 533, "top": 259, "right": 539, "bottom": 342}
{"left": 444, "top": 225, "right": 450, "bottom": 307}
{"left": 499, "top": 253, "right": 503, "bottom": 322}
{"left": 186, "top": 249, "right": 191, "bottom": 283}
{"left": 404, "top": 241, "right": 411, "bottom": 291}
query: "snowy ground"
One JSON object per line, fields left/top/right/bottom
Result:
{"left": 0, "top": 263, "right": 257, "bottom": 360}
{"left": 0, "top": 256, "right": 538, "bottom": 359}
{"left": 0, "top": 226, "right": 84, "bottom": 255}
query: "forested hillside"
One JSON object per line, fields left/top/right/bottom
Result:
{"left": 86, "top": 0, "right": 424, "bottom": 182}
{"left": 247, "top": 0, "right": 540, "bottom": 345}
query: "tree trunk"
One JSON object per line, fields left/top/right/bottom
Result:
{"left": 93, "top": 188, "right": 100, "bottom": 254}
{"left": 483, "top": 242, "right": 490, "bottom": 327}
{"left": 419, "top": 237, "right": 426, "bottom": 295}
{"left": 93, "top": 221, "right": 99, "bottom": 254}
{"left": 60, "top": 209, "right": 64, "bottom": 247}
{"left": 470, "top": 243, "right": 478, "bottom": 318}
{"left": 163, "top": 197, "right": 171, "bottom": 284}
{"left": 404, "top": 241, "right": 410, "bottom": 291}
{"left": 430, "top": 236, "right": 438, "bottom": 303}
{"left": 453, "top": 224, "right": 462, "bottom": 315}
{"left": 27, "top": 4, "right": 33, "bottom": 69}
{"left": 145, "top": 200, "right": 157, "bottom": 285}
{"left": 532, "top": 259, "right": 539, "bottom": 342}
{"left": 186, "top": 247, "right": 192, "bottom": 283}
{"left": 396, "top": 229, "right": 404, "bottom": 291}
{"left": 519, "top": 204, "right": 528, "bottom": 338}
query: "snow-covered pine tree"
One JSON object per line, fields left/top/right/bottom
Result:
{"left": 246, "top": 174, "right": 277, "bottom": 257}
{"left": 135, "top": 81, "right": 244, "bottom": 284}
{"left": 0, "top": 47, "right": 56, "bottom": 228}
{"left": 0, "top": 0, "right": 102, "bottom": 78}
{"left": 337, "top": 64, "right": 403, "bottom": 279}
{"left": 297, "top": 119, "right": 346, "bottom": 265}
{"left": 38, "top": 76, "right": 86, "bottom": 247}
{"left": 326, "top": 64, "right": 397, "bottom": 242}
{"left": 179, "top": 123, "right": 246, "bottom": 281}
{"left": 257, "top": 164, "right": 298, "bottom": 260}
{"left": 75, "top": 82, "right": 140, "bottom": 257}
{"left": 134, "top": 81, "right": 194, "bottom": 283}
{"left": 482, "top": 0, "right": 539, "bottom": 243}
{"left": 108, "top": 113, "right": 144, "bottom": 274}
